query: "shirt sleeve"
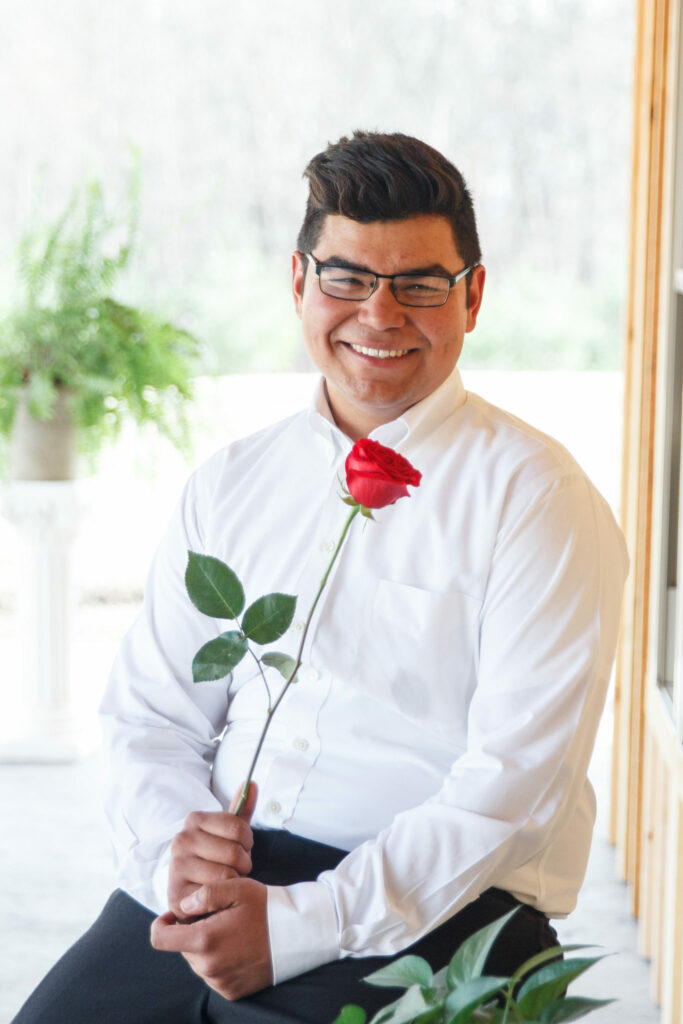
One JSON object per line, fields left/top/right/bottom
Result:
{"left": 99, "top": 468, "right": 231, "bottom": 914}
{"left": 266, "top": 473, "right": 629, "bottom": 984}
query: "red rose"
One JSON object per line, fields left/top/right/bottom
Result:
{"left": 345, "top": 439, "right": 422, "bottom": 509}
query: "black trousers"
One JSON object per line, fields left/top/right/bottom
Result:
{"left": 13, "top": 829, "right": 558, "bottom": 1024}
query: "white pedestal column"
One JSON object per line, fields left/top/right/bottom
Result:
{"left": 0, "top": 482, "right": 96, "bottom": 761}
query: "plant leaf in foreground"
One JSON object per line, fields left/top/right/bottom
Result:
{"left": 538, "top": 996, "right": 616, "bottom": 1022}
{"left": 516, "top": 957, "right": 607, "bottom": 1019}
{"left": 444, "top": 975, "right": 509, "bottom": 1024}
{"left": 367, "top": 983, "right": 431, "bottom": 1024}
{"left": 330, "top": 1006, "right": 367, "bottom": 1024}
{"left": 447, "top": 908, "right": 518, "bottom": 986}
{"left": 363, "top": 955, "right": 433, "bottom": 991}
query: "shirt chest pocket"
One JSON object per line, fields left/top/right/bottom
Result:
{"left": 351, "top": 580, "right": 480, "bottom": 734}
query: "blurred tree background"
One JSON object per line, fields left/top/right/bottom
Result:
{"left": 0, "top": 0, "right": 634, "bottom": 374}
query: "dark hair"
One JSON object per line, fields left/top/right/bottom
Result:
{"left": 296, "top": 130, "right": 482, "bottom": 269}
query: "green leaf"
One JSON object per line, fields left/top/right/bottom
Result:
{"left": 432, "top": 965, "right": 448, "bottom": 987}
{"left": 412, "top": 1009, "right": 444, "bottom": 1024}
{"left": 447, "top": 908, "right": 519, "bottom": 986}
{"left": 471, "top": 1010, "right": 507, "bottom": 1023}
{"left": 331, "top": 1006, "right": 367, "bottom": 1024}
{"left": 367, "top": 1008, "right": 397, "bottom": 1024}
{"left": 192, "top": 630, "right": 248, "bottom": 682}
{"left": 261, "top": 652, "right": 299, "bottom": 683}
{"left": 368, "top": 984, "right": 431, "bottom": 1024}
{"left": 510, "top": 945, "right": 587, "bottom": 986}
{"left": 185, "top": 552, "right": 245, "bottom": 619}
{"left": 538, "top": 996, "right": 616, "bottom": 1022}
{"left": 516, "top": 957, "right": 608, "bottom": 1018}
{"left": 342, "top": 495, "right": 358, "bottom": 506}
{"left": 242, "top": 592, "right": 297, "bottom": 644}
{"left": 444, "top": 975, "right": 509, "bottom": 1024}
{"left": 363, "top": 955, "right": 434, "bottom": 991}
{"left": 361, "top": 506, "right": 376, "bottom": 520}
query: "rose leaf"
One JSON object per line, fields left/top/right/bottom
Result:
{"left": 262, "top": 652, "right": 299, "bottom": 683}
{"left": 185, "top": 551, "right": 245, "bottom": 619}
{"left": 192, "top": 630, "right": 248, "bottom": 682}
{"left": 242, "top": 593, "right": 297, "bottom": 644}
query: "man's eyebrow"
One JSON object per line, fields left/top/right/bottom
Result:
{"left": 319, "top": 256, "right": 374, "bottom": 272}
{"left": 319, "top": 256, "right": 455, "bottom": 276}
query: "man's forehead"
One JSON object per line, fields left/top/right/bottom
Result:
{"left": 313, "top": 213, "right": 462, "bottom": 269}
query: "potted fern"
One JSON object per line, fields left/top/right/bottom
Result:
{"left": 332, "top": 909, "right": 613, "bottom": 1024}
{"left": 0, "top": 179, "right": 199, "bottom": 480}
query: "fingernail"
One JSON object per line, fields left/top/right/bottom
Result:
{"left": 180, "top": 890, "right": 202, "bottom": 913}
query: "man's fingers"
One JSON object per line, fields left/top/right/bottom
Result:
{"left": 153, "top": 878, "right": 243, "bottom": 945}
{"left": 153, "top": 879, "right": 272, "bottom": 1000}
{"left": 179, "top": 879, "right": 241, "bottom": 917}
{"left": 171, "top": 835, "right": 252, "bottom": 878}
{"left": 174, "top": 857, "right": 241, "bottom": 887}
{"left": 151, "top": 913, "right": 205, "bottom": 954}
{"left": 228, "top": 780, "right": 258, "bottom": 821}
{"left": 182, "top": 809, "right": 254, "bottom": 849}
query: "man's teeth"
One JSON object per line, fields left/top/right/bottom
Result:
{"left": 349, "top": 344, "right": 410, "bottom": 359}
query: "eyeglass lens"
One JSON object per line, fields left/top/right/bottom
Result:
{"left": 319, "top": 266, "right": 450, "bottom": 307}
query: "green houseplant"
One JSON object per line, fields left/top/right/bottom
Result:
{"left": 332, "top": 909, "right": 613, "bottom": 1024}
{"left": 0, "top": 179, "right": 199, "bottom": 479}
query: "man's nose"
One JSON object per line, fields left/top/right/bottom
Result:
{"left": 356, "top": 280, "right": 407, "bottom": 329}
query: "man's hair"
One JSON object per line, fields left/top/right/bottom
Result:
{"left": 296, "top": 130, "right": 482, "bottom": 269}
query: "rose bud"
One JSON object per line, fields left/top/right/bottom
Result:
{"left": 345, "top": 439, "right": 421, "bottom": 509}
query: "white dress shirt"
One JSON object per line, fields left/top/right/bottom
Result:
{"left": 100, "top": 367, "right": 628, "bottom": 985}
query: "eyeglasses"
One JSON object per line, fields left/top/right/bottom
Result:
{"left": 305, "top": 252, "right": 475, "bottom": 308}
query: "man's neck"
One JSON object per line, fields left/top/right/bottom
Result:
{"left": 322, "top": 381, "right": 407, "bottom": 441}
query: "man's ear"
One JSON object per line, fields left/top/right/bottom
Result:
{"left": 292, "top": 251, "right": 305, "bottom": 318}
{"left": 465, "top": 264, "right": 486, "bottom": 333}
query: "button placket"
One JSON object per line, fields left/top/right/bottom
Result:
{"left": 257, "top": 667, "right": 327, "bottom": 824}
{"left": 290, "top": 484, "right": 357, "bottom": 661}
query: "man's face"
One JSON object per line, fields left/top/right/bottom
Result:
{"left": 292, "top": 214, "right": 485, "bottom": 439}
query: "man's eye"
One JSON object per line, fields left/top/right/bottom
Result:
{"left": 402, "top": 279, "right": 441, "bottom": 293}
{"left": 327, "top": 271, "right": 368, "bottom": 286}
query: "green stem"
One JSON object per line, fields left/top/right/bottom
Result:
{"left": 234, "top": 505, "right": 361, "bottom": 814}
{"left": 248, "top": 645, "right": 272, "bottom": 710}
{"left": 500, "top": 984, "right": 514, "bottom": 1024}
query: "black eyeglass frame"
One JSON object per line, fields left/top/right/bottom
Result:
{"left": 304, "top": 252, "right": 477, "bottom": 308}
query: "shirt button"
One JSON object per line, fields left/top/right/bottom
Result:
{"left": 307, "top": 667, "right": 319, "bottom": 682}
{"left": 293, "top": 737, "right": 309, "bottom": 752}
{"left": 267, "top": 800, "right": 281, "bottom": 815}
{"left": 293, "top": 620, "right": 305, "bottom": 633}
{"left": 321, "top": 539, "right": 335, "bottom": 553}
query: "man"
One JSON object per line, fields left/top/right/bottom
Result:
{"left": 14, "top": 131, "right": 628, "bottom": 1024}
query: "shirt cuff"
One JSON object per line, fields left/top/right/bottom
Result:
{"left": 151, "top": 847, "right": 172, "bottom": 912}
{"left": 266, "top": 881, "right": 341, "bottom": 984}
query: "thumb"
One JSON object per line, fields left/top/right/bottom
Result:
{"left": 228, "top": 780, "right": 258, "bottom": 820}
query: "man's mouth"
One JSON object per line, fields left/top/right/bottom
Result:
{"left": 348, "top": 344, "right": 412, "bottom": 359}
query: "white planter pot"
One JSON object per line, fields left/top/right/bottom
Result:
{"left": 9, "top": 387, "right": 76, "bottom": 481}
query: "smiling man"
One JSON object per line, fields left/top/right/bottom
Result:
{"left": 14, "top": 132, "right": 628, "bottom": 1024}
{"left": 293, "top": 213, "right": 484, "bottom": 438}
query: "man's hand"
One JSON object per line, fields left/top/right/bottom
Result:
{"left": 151, "top": 877, "right": 273, "bottom": 1000}
{"left": 168, "top": 782, "right": 257, "bottom": 922}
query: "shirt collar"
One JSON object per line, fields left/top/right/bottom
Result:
{"left": 306, "top": 380, "right": 350, "bottom": 463}
{"left": 386, "top": 367, "right": 467, "bottom": 455}
{"left": 306, "top": 367, "right": 467, "bottom": 462}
